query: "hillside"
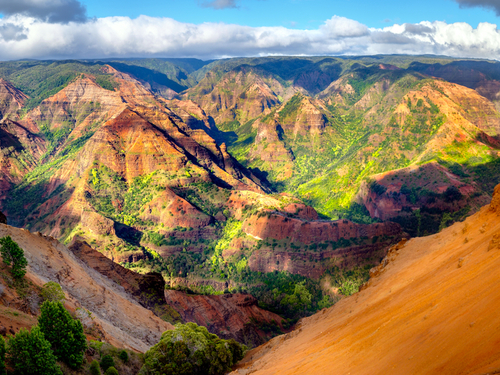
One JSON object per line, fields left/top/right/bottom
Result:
{"left": 182, "top": 57, "right": 500, "bottom": 237}
{"left": 0, "top": 222, "right": 172, "bottom": 352}
{"left": 0, "top": 59, "right": 410, "bottom": 324}
{"left": 2, "top": 56, "right": 500, "bottom": 337}
{"left": 231, "top": 184, "right": 500, "bottom": 375}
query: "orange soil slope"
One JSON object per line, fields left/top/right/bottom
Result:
{"left": 232, "top": 185, "right": 500, "bottom": 375}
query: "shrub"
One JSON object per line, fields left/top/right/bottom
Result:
{"left": 89, "top": 360, "right": 101, "bottom": 375}
{"left": 38, "top": 301, "right": 87, "bottom": 368}
{"left": 118, "top": 350, "right": 128, "bottom": 363}
{"left": 105, "top": 366, "right": 119, "bottom": 375}
{"left": 100, "top": 355, "right": 115, "bottom": 372}
{"left": 0, "top": 335, "right": 5, "bottom": 375}
{"left": 40, "top": 281, "right": 65, "bottom": 302}
{"left": 6, "top": 326, "right": 62, "bottom": 375}
{"left": 141, "top": 322, "right": 246, "bottom": 375}
{"left": 0, "top": 236, "right": 27, "bottom": 279}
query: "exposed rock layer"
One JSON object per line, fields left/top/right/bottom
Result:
{"left": 0, "top": 224, "right": 172, "bottom": 352}
{"left": 164, "top": 290, "right": 285, "bottom": 347}
{"left": 231, "top": 184, "right": 500, "bottom": 374}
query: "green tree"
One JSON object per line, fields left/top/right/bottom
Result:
{"left": 40, "top": 281, "right": 65, "bottom": 302}
{"left": 100, "top": 355, "right": 115, "bottom": 372}
{"left": 118, "top": 350, "right": 128, "bottom": 363}
{"left": 105, "top": 366, "right": 119, "bottom": 375}
{"left": 0, "top": 335, "right": 5, "bottom": 375}
{"left": 141, "top": 322, "right": 246, "bottom": 375}
{"left": 89, "top": 360, "right": 101, "bottom": 375}
{"left": 280, "top": 281, "right": 312, "bottom": 313}
{"left": 6, "top": 326, "right": 62, "bottom": 375}
{"left": 0, "top": 236, "right": 27, "bottom": 280}
{"left": 38, "top": 301, "right": 87, "bottom": 368}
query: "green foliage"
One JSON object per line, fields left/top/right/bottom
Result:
{"left": 38, "top": 301, "right": 87, "bottom": 369}
{"left": 95, "top": 76, "right": 119, "bottom": 91}
{"left": 40, "top": 281, "right": 65, "bottom": 302}
{"left": 118, "top": 349, "right": 129, "bottom": 363}
{"left": 0, "top": 336, "right": 5, "bottom": 375}
{"left": 0, "top": 236, "right": 27, "bottom": 280}
{"left": 278, "top": 94, "right": 302, "bottom": 120}
{"left": 105, "top": 366, "right": 119, "bottom": 375}
{"left": 443, "top": 185, "right": 462, "bottom": 203}
{"left": 6, "top": 326, "right": 62, "bottom": 375}
{"left": 280, "top": 281, "right": 312, "bottom": 311}
{"left": 141, "top": 323, "right": 246, "bottom": 375}
{"left": 100, "top": 355, "right": 115, "bottom": 372}
{"left": 90, "top": 359, "right": 101, "bottom": 375}
{"left": 325, "top": 265, "right": 373, "bottom": 296}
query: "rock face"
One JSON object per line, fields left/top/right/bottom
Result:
{"left": 164, "top": 290, "right": 285, "bottom": 347}
{"left": 0, "top": 211, "right": 5, "bottom": 224}
{"left": 0, "top": 78, "right": 28, "bottom": 120}
{"left": 68, "top": 239, "right": 166, "bottom": 310}
{"left": 233, "top": 212, "right": 404, "bottom": 278}
{"left": 243, "top": 213, "right": 401, "bottom": 244}
{"left": 231, "top": 184, "right": 500, "bottom": 375}
{"left": 0, "top": 224, "right": 173, "bottom": 352}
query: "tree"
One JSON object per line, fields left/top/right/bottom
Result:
{"left": 280, "top": 281, "right": 312, "bottom": 313}
{"left": 100, "top": 355, "right": 115, "bottom": 372}
{"left": 40, "top": 281, "right": 65, "bottom": 302}
{"left": 89, "top": 360, "right": 101, "bottom": 375}
{"left": 118, "top": 350, "right": 129, "bottom": 363}
{"left": 6, "top": 326, "right": 62, "bottom": 375}
{"left": 0, "top": 335, "right": 5, "bottom": 375}
{"left": 141, "top": 322, "right": 246, "bottom": 375}
{"left": 0, "top": 236, "right": 27, "bottom": 279}
{"left": 105, "top": 367, "right": 119, "bottom": 375}
{"left": 38, "top": 301, "right": 87, "bottom": 368}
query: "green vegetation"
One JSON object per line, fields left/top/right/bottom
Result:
{"left": 0, "top": 336, "right": 5, "bottom": 375}
{"left": 100, "top": 355, "right": 115, "bottom": 372}
{"left": 40, "top": 281, "right": 65, "bottom": 302}
{"left": 6, "top": 326, "right": 63, "bottom": 375}
{"left": 38, "top": 301, "right": 87, "bottom": 368}
{"left": 141, "top": 323, "right": 246, "bottom": 375}
{"left": 90, "top": 360, "right": 101, "bottom": 375}
{"left": 0, "top": 236, "right": 27, "bottom": 280}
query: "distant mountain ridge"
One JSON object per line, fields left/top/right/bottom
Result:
{"left": 1, "top": 55, "right": 500, "bottom": 331}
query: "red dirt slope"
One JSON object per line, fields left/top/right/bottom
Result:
{"left": 232, "top": 183, "right": 500, "bottom": 375}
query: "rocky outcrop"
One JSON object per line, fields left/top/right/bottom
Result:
{"left": 0, "top": 79, "right": 28, "bottom": 120}
{"left": 242, "top": 212, "right": 401, "bottom": 244}
{"left": 164, "top": 290, "right": 285, "bottom": 347}
{"left": 68, "top": 239, "right": 166, "bottom": 309}
{"left": 231, "top": 184, "right": 500, "bottom": 375}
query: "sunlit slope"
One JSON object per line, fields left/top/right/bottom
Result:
{"left": 232, "top": 184, "right": 500, "bottom": 375}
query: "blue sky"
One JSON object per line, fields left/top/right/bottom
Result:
{"left": 0, "top": 0, "right": 498, "bottom": 60}
{"left": 83, "top": 0, "right": 498, "bottom": 28}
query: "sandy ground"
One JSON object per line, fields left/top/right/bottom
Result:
{"left": 232, "top": 198, "right": 500, "bottom": 374}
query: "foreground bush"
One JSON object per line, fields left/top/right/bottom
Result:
{"left": 38, "top": 301, "right": 87, "bottom": 368}
{"left": 7, "top": 326, "right": 62, "bottom": 375}
{"left": 141, "top": 322, "right": 246, "bottom": 375}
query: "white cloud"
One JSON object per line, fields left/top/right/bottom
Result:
{"left": 321, "top": 16, "right": 369, "bottom": 38}
{"left": 0, "top": 15, "right": 499, "bottom": 60}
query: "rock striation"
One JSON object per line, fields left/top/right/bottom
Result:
{"left": 0, "top": 224, "right": 172, "bottom": 352}
{"left": 231, "top": 184, "right": 500, "bottom": 375}
{"left": 164, "top": 290, "right": 285, "bottom": 347}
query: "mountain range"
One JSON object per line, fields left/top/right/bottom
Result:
{"left": 1, "top": 55, "right": 500, "bottom": 365}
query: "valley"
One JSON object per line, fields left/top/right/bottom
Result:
{"left": 0, "top": 55, "right": 499, "bottom": 373}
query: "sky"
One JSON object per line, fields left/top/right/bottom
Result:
{"left": 0, "top": 0, "right": 499, "bottom": 60}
